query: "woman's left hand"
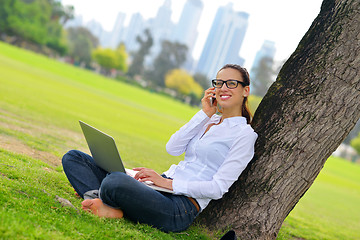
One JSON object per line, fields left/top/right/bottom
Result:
{"left": 133, "top": 167, "right": 173, "bottom": 190}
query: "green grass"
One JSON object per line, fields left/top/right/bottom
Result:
{"left": 0, "top": 149, "right": 211, "bottom": 240}
{"left": 0, "top": 41, "right": 359, "bottom": 239}
{"left": 278, "top": 156, "right": 360, "bottom": 240}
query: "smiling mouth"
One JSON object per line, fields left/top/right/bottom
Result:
{"left": 220, "top": 95, "right": 231, "bottom": 100}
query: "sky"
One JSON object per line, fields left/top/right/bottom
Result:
{"left": 61, "top": 0, "right": 324, "bottom": 69}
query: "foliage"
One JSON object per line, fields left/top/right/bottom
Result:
{"left": 115, "top": 43, "right": 128, "bottom": 73}
{"left": 127, "top": 29, "right": 153, "bottom": 77}
{"left": 193, "top": 73, "right": 210, "bottom": 90}
{"left": 250, "top": 56, "right": 276, "bottom": 97}
{"left": 92, "top": 44, "right": 128, "bottom": 74}
{"left": 1, "top": 42, "right": 359, "bottom": 240}
{"left": 147, "top": 40, "right": 188, "bottom": 87}
{"left": 344, "top": 119, "right": 360, "bottom": 144}
{"left": 0, "top": 0, "right": 72, "bottom": 55}
{"left": 165, "top": 69, "right": 203, "bottom": 98}
{"left": 350, "top": 133, "right": 360, "bottom": 155}
{"left": 66, "top": 27, "right": 99, "bottom": 67}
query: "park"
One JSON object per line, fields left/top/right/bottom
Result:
{"left": 0, "top": 0, "right": 360, "bottom": 239}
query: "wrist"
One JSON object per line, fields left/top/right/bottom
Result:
{"left": 165, "top": 179, "right": 173, "bottom": 190}
{"left": 203, "top": 109, "right": 215, "bottom": 118}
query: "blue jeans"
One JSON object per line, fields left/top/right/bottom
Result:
{"left": 62, "top": 150, "right": 199, "bottom": 232}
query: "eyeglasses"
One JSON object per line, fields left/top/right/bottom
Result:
{"left": 211, "top": 79, "right": 248, "bottom": 89}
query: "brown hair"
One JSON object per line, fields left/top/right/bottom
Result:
{"left": 217, "top": 64, "right": 253, "bottom": 124}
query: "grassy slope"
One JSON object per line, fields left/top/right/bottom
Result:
{"left": 0, "top": 41, "right": 199, "bottom": 172}
{"left": 277, "top": 156, "right": 360, "bottom": 240}
{"left": 0, "top": 42, "right": 359, "bottom": 239}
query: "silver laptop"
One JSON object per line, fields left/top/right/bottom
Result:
{"left": 79, "top": 120, "right": 174, "bottom": 194}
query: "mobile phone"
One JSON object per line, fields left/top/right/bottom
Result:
{"left": 210, "top": 96, "right": 216, "bottom": 106}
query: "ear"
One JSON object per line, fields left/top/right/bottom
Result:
{"left": 243, "top": 86, "right": 250, "bottom": 97}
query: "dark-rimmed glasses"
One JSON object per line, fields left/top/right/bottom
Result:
{"left": 211, "top": 79, "right": 248, "bottom": 89}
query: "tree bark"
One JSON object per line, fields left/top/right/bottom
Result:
{"left": 196, "top": 0, "right": 360, "bottom": 239}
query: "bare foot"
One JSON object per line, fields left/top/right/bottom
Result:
{"left": 81, "top": 199, "right": 123, "bottom": 219}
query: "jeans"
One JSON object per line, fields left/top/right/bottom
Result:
{"left": 62, "top": 150, "right": 199, "bottom": 232}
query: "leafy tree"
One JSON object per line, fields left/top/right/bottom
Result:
{"left": 193, "top": 73, "right": 210, "bottom": 90}
{"left": 67, "top": 27, "right": 99, "bottom": 67}
{"left": 92, "top": 45, "right": 128, "bottom": 74}
{"left": 0, "top": 0, "right": 71, "bottom": 55}
{"left": 197, "top": 0, "right": 360, "bottom": 238}
{"left": 350, "top": 133, "right": 360, "bottom": 155}
{"left": 251, "top": 56, "right": 275, "bottom": 97}
{"left": 165, "top": 69, "right": 203, "bottom": 98}
{"left": 115, "top": 43, "right": 128, "bottom": 73}
{"left": 344, "top": 119, "right": 360, "bottom": 144}
{"left": 147, "top": 40, "right": 188, "bottom": 87}
{"left": 127, "top": 29, "right": 153, "bottom": 77}
{"left": 6, "top": 0, "right": 50, "bottom": 45}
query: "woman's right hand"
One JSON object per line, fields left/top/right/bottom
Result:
{"left": 201, "top": 87, "right": 217, "bottom": 117}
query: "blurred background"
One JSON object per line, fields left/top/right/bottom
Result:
{"left": 0, "top": 0, "right": 359, "bottom": 160}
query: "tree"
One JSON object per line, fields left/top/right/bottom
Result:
{"left": 67, "top": 27, "right": 99, "bottom": 67}
{"left": 350, "top": 133, "right": 360, "bottom": 155}
{"left": 127, "top": 29, "right": 153, "bottom": 77}
{"left": 92, "top": 46, "right": 128, "bottom": 75}
{"left": 114, "top": 43, "right": 128, "bottom": 73}
{"left": 0, "top": 0, "right": 71, "bottom": 55}
{"left": 147, "top": 40, "right": 188, "bottom": 87}
{"left": 196, "top": 0, "right": 360, "bottom": 239}
{"left": 251, "top": 56, "right": 275, "bottom": 97}
{"left": 193, "top": 73, "right": 210, "bottom": 90}
{"left": 165, "top": 69, "right": 203, "bottom": 98}
{"left": 344, "top": 119, "right": 360, "bottom": 144}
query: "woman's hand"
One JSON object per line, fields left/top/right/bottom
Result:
{"left": 201, "top": 87, "right": 217, "bottom": 117}
{"left": 133, "top": 167, "right": 173, "bottom": 190}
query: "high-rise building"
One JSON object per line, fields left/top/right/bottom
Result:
{"left": 172, "top": 0, "right": 204, "bottom": 72}
{"left": 196, "top": 3, "right": 249, "bottom": 79}
{"left": 249, "top": 40, "right": 276, "bottom": 96}
{"left": 172, "top": 0, "right": 203, "bottom": 56}
{"left": 147, "top": 0, "right": 174, "bottom": 62}
{"left": 250, "top": 40, "right": 276, "bottom": 76}
{"left": 109, "top": 12, "right": 126, "bottom": 49}
{"left": 123, "top": 13, "right": 147, "bottom": 52}
{"left": 85, "top": 19, "right": 111, "bottom": 47}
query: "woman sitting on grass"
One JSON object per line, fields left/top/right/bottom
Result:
{"left": 62, "top": 64, "right": 258, "bottom": 232}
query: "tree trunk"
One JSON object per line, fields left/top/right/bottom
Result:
{"left": 196, "top": 0, "right": 360, "bottom": 239}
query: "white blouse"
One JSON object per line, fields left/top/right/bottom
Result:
{"left": 164, "top": 110, "right": 258, "bottom": 211}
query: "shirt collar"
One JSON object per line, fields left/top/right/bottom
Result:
{"left": 210, "top": 114, "right": 247, "bottom": 127}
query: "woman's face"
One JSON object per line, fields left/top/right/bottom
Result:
{"left": 215, "top": 68, "right": 250, "bottom": 112}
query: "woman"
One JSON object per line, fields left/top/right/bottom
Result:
{"left": 62, "top": 64, "right": 257, "bottom": 232}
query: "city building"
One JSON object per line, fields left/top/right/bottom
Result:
{"left": 250, "top": 40, "right": 276, "bottom": 78}
{"left": 196, "top": 3, "right": 249, "bottom": 79}
{"left": 123, "top": 13, "right": 147, "bottom": 53}
{"left": 172, "top": 0, "right": 204, "bottom": 57}
{"left": 108, "top": 12, "right": 126, "bottom": 49}
{"left": 171, "top": 0, "right": 204, "bottom": 72}
{"left": 147, "top": 0, "right": 174, "bottom": 62}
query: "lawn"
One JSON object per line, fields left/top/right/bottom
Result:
{"left": 0, "top": 41, "right": 359, "bottom": 239}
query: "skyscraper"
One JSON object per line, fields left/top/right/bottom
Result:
{"left": 147, "top": 0, "right": 174, "bottom": 62}
{"left": 123, "top": 13, "right": 147, "bottom": 52}
{"left": 250, "top": 40, "right": 276, "bottom": 76}
{"left": 172, "top": 0, "right": 203, "bottom": 56}
{"left": 172, "top": 0, "right": 204, "bottom": 72}
{"left": 249, "top": 40, "right": 276, "bottom": 96}
{"left": 196, "top": 3, "right": 249, "bottom": 79}
{"left": 109, "top": 12, "right": 126, "bottom": 49}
